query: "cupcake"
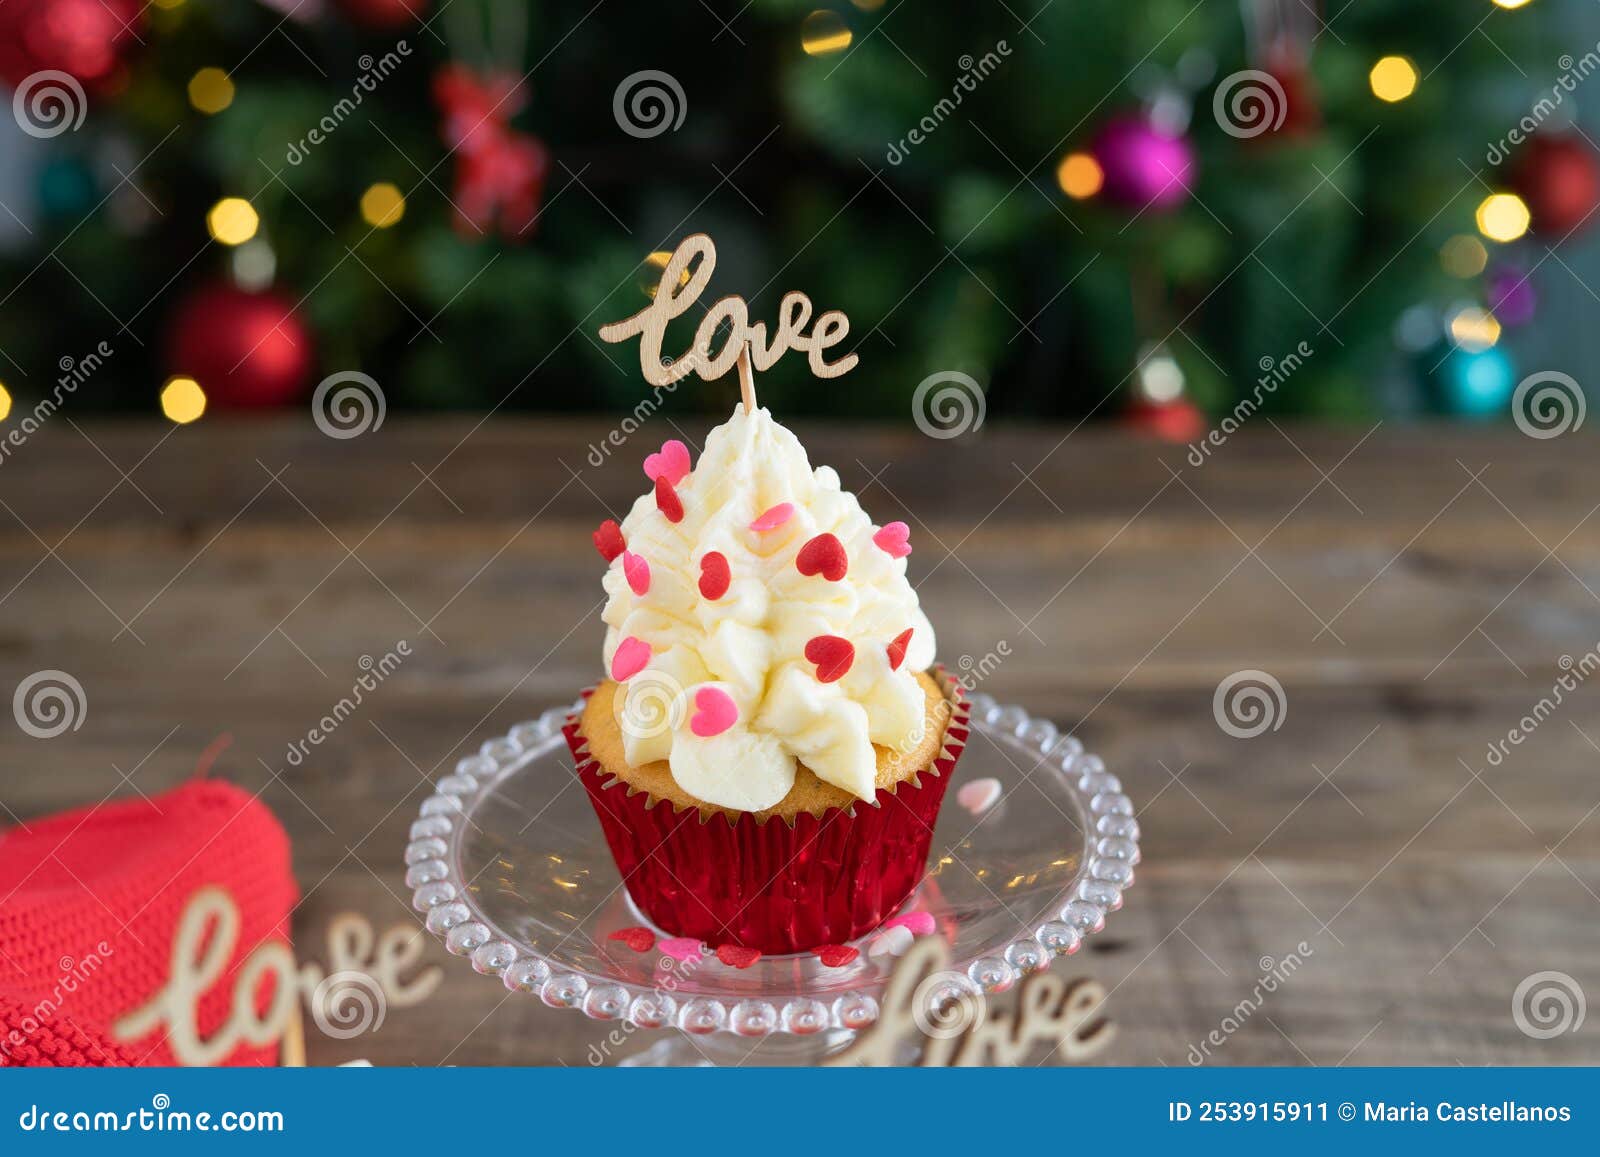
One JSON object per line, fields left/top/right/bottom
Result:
{"left": 565, "top": 403, "right": 968, "bottom": 955}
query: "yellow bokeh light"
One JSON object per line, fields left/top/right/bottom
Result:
{"left": 0, "top": 381, "right": 11, "bottom": 422}
{"left": 1449, "top": 307, "right": 1502, "bottom": 352}
{"left": 207, "top": 197, "right": 258, "bottom": 246}
{"left": 1491, "top": 0, "right": 1533, "bottom": 8}
{"left": 637, "top": 249, "right": 695, "bottom": 299}
{"left": 187, "top": 68, "right": 234, "bottom": 114}
{"left": 360, "top": 182, "right": 406, "bottom": 228}
{"left": 1369, "top": 55, "right": 1419, "bottom": 102}
{"left": 1056, "top": 152, "right": 1104, "bottom": 199}
{"left": 801, "top": 10, "right": 852, "bottom": 56}
{"left": 1476, "top": 192, "right": 1531, "bottom": 242}
{"left": 151, "top": 0, "right": 184, "bottom": 8}
{"left": 160, "top": 377, "right": 206, "bottom": 424}
{"left": 1440, "top": 234, "right": 1488, "bottom": 277}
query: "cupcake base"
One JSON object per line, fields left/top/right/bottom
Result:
{"left": 564, "top": 667, "right": 969, "bottom": 955}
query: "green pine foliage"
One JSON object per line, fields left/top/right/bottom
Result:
{"left": 0, "top": 1, "right": 1546, "bottom": 419}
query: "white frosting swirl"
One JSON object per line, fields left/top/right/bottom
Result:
{"left": 601, "top": 406, "right": 937, "bottom": 811}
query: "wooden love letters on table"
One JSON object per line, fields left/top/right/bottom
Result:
{"left": 825, "top": 934, "right": 1116, "bottom": 1067}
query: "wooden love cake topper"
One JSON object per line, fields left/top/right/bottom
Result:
{"left": 825, "top": 934, "right": 1116, "bottom": 1067}
{"left": 599, "top": 233, "right": 859, "bottom": 388}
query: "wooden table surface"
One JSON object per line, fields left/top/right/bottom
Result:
{"left": 3, "top": 417, "right": 1598, "bottom": 1066}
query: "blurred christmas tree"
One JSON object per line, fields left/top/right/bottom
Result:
{"left": 0, "top": 0, "right": 1588, "bottom": 428}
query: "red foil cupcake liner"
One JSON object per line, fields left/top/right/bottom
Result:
{"left": 564, "top": 668, "right": 970, "bottom": 955}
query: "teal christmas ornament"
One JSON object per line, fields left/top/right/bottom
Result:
{"left": 38, "top": 156, "right": 95, "bottom": 218}
{"left": 1426, "top": 342, "right": 1515, "bottom": 419}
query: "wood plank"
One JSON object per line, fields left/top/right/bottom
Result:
{"left": 1, "top": 420, "right": 1596, "bottom": 1065}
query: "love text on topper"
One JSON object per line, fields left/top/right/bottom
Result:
{"left": 599, "top": 234, "right": 859, "bottom": 387}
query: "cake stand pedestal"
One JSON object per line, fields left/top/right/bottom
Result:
{"left": 404, "top": 694, "right": 1140, "bottom": 1067}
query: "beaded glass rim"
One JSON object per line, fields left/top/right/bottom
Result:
{"left": 405, "top": 692, "right": 1140, "bottom": 1038}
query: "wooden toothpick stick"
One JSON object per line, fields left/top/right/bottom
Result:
{"left": 737, "top": 342, "right": 757, "bottom": 414}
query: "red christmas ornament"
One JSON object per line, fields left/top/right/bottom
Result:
{"left": 453, "top": 132, "right": 549, "bottom": 239}
{"left": 165, "top": 284, "right": 314, "bottom": 409}
{"left": 1510, "top": 131, "right": 1600, "bottom": 238}
{"left": 432, "top": 65, "right": 550, "bottom": 240}
{"left": 1259, "top": 48, "right": 1320, "bottom": 140}
{"left": 1123, "top": 397, "right": 1206, "bottom": 443}
{"left": 0, "top": 0, "right": 142, "bottom": 89}
{"left": 334, "top": 0, "right": 429, "bottom": 31}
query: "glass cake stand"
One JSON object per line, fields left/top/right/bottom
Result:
{"left": 404, "top": 692, "right": 1139, "bottom": 1066}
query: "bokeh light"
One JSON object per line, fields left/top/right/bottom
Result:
{"left": 1369, "top": 55, "right": 1419, "bottom": 102}
{"left": 207, "top": 197, "right": 259, "bottom": 245}
{"left": 801, "top": 11, "right": 852, "bottom": 56}
{"left": 160, "top": 377, "right": 207, "bottom": 424}
{"left": 1448, "top": 306, "right": 1502, "bottom": 352}
{"left": 360, "top": 182, "right": 406, "bottom": 228}
{"left": 1476, "top": 192, "right": 1531, "bottom": 242}
{"left": 187, "top": 68, "right": 234, "bottom": 115}
{"left": 1440, "top": 234, "right": 1488, "bottom": 277}
{"left": 1056, "top": 152, "right": 1104, "bottom": 199}
{"left": 0, "top": 381, "right": 11, "bottom": 422}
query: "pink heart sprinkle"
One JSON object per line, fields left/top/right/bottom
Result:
{"left": 622, "top": 551, "right": 651, "bottom": 596}
{"left": 642, "top": 439, "right": 691, "bottom": 486}
{"left": 689, "top": 685, "right": 738, "bottom": 738}
{"left": 883, "top": 910, "right": 936, "bottom": 936}
{"left": 658, "top": 937, "right": 703, "bottom": 962}
{"left": 956, "top": 777, "right": 1002, "bottom": 816}
{"left": 749, "top": 502, "right": 794, "bottom": 532}
{"left": 873, "top": 521, "right": 912, "bottom": 559}
{"left": 610, "top": 636, "right": 651, "bottom": 682}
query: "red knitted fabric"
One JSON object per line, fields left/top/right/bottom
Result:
{"left": 0, "top": 779, "right": 298, "bottom": 1067}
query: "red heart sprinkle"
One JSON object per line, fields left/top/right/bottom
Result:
{"left": 804, "top": 635, "right": 855, "bottom": 683}
{"left": 715, "top": 944, "right": 762, "bottom": 969}
{"left": 886, "top": 627, "right": 914, "bottom": 672}
{"left": 607, "top": 926, "right": 656, "bottom": 953}
{"left": 655, "top": 475, "right": 684, "bottom": 523}
{"left": 593, "top": 519, "right": 625, "bottom": 562}
{"left": 816, "top": 944, "right": 860, "bottom": 967}
{"left": 699, "top": 551, "right": 731, "bottom": 600}
{"left": 795, "top": 533, "right": 847, "bottom": 581}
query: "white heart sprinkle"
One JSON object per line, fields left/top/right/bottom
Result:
{"left": 957, "top": 777, "right": 1002, "bottom": 816}
{"left": 868, "top": 925, "right": 914, "bottom": 958}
